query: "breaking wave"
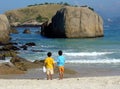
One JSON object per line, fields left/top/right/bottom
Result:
{"left": 66, "top": 59, "right": 120, "bottom": 64}
{"left": 64, "top": 52, "right": 113, "bottom": 56}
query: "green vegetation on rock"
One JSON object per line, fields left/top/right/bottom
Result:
{"left": 5, "top": 4, "right": 65, "bottom": 24}
{"left": 36, "top": 15, "right": 48, "bottom": 22}
{"left": 5, "top": 3, "right": 94, "bottom": 26}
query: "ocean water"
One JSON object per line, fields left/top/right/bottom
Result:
{"left": 8, "top": 21, "right": 120, "bottom": 64}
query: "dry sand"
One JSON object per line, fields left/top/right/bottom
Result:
{"left": 0, "top": 76, "right": 120, "bottom": 89}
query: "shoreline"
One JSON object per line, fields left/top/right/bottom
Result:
{"left": 0, "top": 63, "right": 120, "bottom": 79}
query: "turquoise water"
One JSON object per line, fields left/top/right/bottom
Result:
{"left": 9, "top": 21, "right": 120, "bottom": 64}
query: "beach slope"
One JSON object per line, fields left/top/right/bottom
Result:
{"left": 0, "top": 76, "right": 120, "bottom": 89}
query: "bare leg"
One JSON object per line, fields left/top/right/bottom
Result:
{"left": 59, "top": 72, "right": 61, "bottom": 79}
{"left": 47, "top": 74, "right": 49, "bottom": 80}
{"left": 50, "top": 74, "right": 53, "bottom": 80}
{"left": 60, "top": 72, "right": 64, "bottom": 80}
{"left": 59, "top": 73, "right": 61, "bottom": 80}
{"left": 61, "top": 73, "right": 64, "bottom": 79}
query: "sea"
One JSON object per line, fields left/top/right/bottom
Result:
{"left": 2, "top": 19, "right": 120, "bottom": 66}
{"left": 0, "top": 18, "right": 120, "bottom": 78}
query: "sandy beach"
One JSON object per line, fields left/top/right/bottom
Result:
{"left": 0, "top": 0, "right": 120, "bottom": 89}
{"left": 0, "top": 76, "right": 120, "bottom": 89}
{"left": 0, "top": 63, "right": 120, "bottom": 89}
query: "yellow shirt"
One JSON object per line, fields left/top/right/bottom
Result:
{"left": 44, "top": 57, "right": 55, "bottom": 69}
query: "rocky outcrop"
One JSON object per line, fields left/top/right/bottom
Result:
{"left": 10, "top": 56, "right": 43, "bottom": 71}
{"left": 0, "top": 63, "right": 25, "bottom": 74}
{"left": 0, "top": 14, "right": 10, "bottom": 44}
{"left": 41, "top": 6, "right": 104, "bottom": 38}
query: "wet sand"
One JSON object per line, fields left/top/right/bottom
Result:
{"left": 0, "top": 63, "right": 120, "bottom": 79}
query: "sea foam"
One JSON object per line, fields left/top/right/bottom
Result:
{"left": 64, "top": 52, "right": 113, "bottom": 56}
{"left": 66, "top": 59, "right": 120, "bottom": 64}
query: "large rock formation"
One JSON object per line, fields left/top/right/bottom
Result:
{"left": 0, "top": 14, "right": 10, "bottom": 44}
{"left": 41, "top": 6, "right": 104, "bottom": 38}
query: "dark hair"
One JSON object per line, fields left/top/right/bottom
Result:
{"left": 47, "top": 52, "right": 52, "bottom": 57}
{"left": 58, "top": 50, "right": 62, "bottom": 55}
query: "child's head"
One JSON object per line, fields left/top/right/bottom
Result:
{"left": 58, "top": 50, "right": 62, "bottom": 56}
{"left": 47, "top": 52, "right": 52, "bottom": 57}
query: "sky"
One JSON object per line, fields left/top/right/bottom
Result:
{"left": 0, "top": 0, "right": 120, "bottom": 18}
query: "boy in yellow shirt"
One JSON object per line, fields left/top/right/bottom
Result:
{"left": 44, "top": 52, "right": 55, "bottom": 80}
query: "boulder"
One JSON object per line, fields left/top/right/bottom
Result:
{"left": 1, "top": 44, "right": 20, "bottom": 51}
{"left": 10, "top": 27, "right": 18, "bottom": 34}
{"left": 10, "top": 56, "right": 43, "bottom": 71}
{"left": 33, "top": 60, "right": 44, "bottom": 64}
{"left": 23, "top": 29, "right": 31, "bottom": 34}
{"left": 0, "top": 54, "right": 5, "bottom": 60}
{"left": 20, "top": 45, "right": 28, "bottom": 50}
{"left": 41, "top": 6, "right": 104, "bottom": 38}
{"left": 10, "top": 56, "right": 30, "bottom": 71}
{"left": 25, "top": 42, "right": 36, "bottom": 46}
{"left": 0, "top": 14, "right": 10, "bottom": 44}
{"left": 31, "top": 49, "right": 46, "bottom": 52}
{"left": 0, "top": 63, "right": 25, "bottom": 74}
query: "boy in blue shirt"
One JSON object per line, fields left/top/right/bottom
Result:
{"left": 56, "top": 50, "right": 65, "bottom": 80}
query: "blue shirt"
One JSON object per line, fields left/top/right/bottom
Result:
{"left": 56, "top": 56, "right": 65, "bottom": 66}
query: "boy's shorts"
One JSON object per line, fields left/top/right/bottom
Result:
{"left": 59, "top": 66, "right": 64, "bottom": 73}
{"left": 46, "top": 68, "right": 54, "bottom": 75}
